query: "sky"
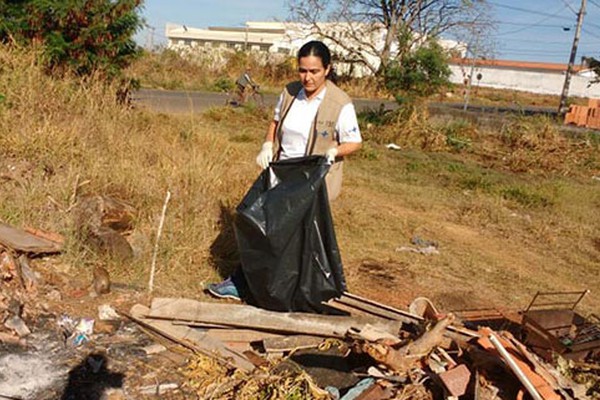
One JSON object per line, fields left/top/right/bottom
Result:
{"left": 137, "top": 0, "right": 600, "bottom": 64}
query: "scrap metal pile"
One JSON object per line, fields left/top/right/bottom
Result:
{"left": 129, "top": 291, "right": 600, "bottom": 399}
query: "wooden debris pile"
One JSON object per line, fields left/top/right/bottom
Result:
{"left": 128, "top": 292, "right": 597, "bottom": 399}
{"left": 0, "top": 221, "right": 64, "bottom": 346}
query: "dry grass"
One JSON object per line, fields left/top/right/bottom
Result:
{"left": 183, "top": 354, "right": 329, "bottom": 399}
{"left": 441, "top": 84, "right": 589, "bottom": 109}
{"left": 125, "top": 48, "right": 297, "bottom": 94}
{"left": 2, "top": 44, "right": 600, "bottom": 318}
{"left": 0, "top": 46, "right": 261, "bottom": 296}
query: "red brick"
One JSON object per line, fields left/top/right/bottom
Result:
{"left": 439, "top": 364, "right": 471, "bottom": 397}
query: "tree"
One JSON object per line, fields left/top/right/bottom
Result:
{"left": 0, "top": 0, "right": 143, "bottom": 78}
{"left": 589, "top": 57, "right": 600, "bottom": 86}
{"left": 384, "top": 40, "right": 451, "bottom": 99}
{"left": 288, "top": 0, "right": 491, "bottom": 77}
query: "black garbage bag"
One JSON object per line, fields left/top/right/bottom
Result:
{"left": 234, "top": 156, "right": 346, "bottom": 313}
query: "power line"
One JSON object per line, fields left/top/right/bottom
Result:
{"left": 582, "top": 27, "right": 600, "bottom": 39}
{"left": 501, "top": 38, "right": 570, "bottom": 45}
{"left": 489, "top": 1, "right": 575, "bottom": 21}
{"left": 589, "top": 0, "right": 600, "bottom": 8}
{"left": 495, "top": 21, "right": 566, "bottom": 28}
{"left": 561, "top": 0, "right": 579, "bottom": 14}
{"left": 500, "top": 48, "right": 582, "bottom": 55}
{"left": 494, "top": 4, "right": 573, "bottom": 36}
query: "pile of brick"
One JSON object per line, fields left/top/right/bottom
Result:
{"left": 565, "top": 98, "right": 600, "bottom": 129}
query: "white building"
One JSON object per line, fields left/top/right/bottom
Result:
{"left": 165, "top": 21, "right": 466, "bottom": 76}
{"left": 165, "top": 22, "right": 288, "bottom": 53}
{"left": 450, "top": 58, "right": 600, "bottom": 98}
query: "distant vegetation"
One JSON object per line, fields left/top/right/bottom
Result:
{"left": 0, "top": 0, "right": 143, "bottom": 79}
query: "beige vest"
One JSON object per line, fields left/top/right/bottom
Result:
{"left": 273, "top": 80, "right": 352, "bottom": 201}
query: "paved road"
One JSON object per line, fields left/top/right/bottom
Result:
{"left": 134, "top": 88, "right": 558, "bottom": 118}
{"left": 134, "top": 88, "right": 399, "bottom": 114}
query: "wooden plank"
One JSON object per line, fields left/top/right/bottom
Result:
{"left": 338, "top": 292, "right": 479, "bottom": 339}
{"left": 262, "top": 335, "right": 324, "bottom": 353}
{"left": 148, "top": 298, "right": 402, "bottom": 338}
{"left": 170, "top": 320, "right": 231, "bottom": 329}
{"left": 324, "top": 300, "right": 374, "bottom": 318}
{"left": 332, "top": 297, "right": 411, "bottom": 322}
{"left": 205, "top": 328, "right": 284, "bottom": 343}
{"left": 341, "top": 292, "right": 425, "bottom": 323}
{"left": 0, "top": 222, "right": 62, "bottom": 254}
{"left": 128, "top": 304, "right": 254, "bottom": 372}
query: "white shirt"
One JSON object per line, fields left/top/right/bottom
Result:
{"left": 273, "top": 88, "right": 361, "bottom": 160}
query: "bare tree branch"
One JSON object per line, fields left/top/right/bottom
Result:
{"left": 288, "top": 0, "right": 493, "bottom": 77}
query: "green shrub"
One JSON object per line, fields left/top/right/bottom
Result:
{"left": 384, "top": 40, "right": 451, "bottom": 100}
{"left": 501, "top": 186, "right": 553, "bottom": 208}
{"left": 212, "top": 77, "right": 234, "bottom": 92}
{"left": 0, "top": 0, "right": 143, "bottom": 78}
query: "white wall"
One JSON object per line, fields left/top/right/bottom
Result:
{"left": 449, "top": 65, "right": 600, "bottom": 98}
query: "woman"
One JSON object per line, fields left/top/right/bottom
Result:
{"left": 207, "top": 41, "right": 361, "bottom": 301}
{"left": 256, "top": 40, "right": 362, "bottom": 201}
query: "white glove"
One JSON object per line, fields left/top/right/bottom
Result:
{"left": 325, "top": 148, "right": 338, "bottom": 164}
{"left": 256, "top": 141, "right": 274, "bottom": 169}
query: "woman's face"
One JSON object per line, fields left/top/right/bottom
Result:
{"left": 298, "top": 55, "right": 330, "bottom": 97}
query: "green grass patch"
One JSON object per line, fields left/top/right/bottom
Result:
{"left": 500, "top": 186, "right": 554, "bottom": 208}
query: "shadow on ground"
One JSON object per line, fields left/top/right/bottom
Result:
{"left": 61, "top": 353, "right": 123, "bottom": 400}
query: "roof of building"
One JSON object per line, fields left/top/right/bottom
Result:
{"left": 450, "top": 58, "right": 585, "bottom": 73}
{"left": 166, "top": 25, "right": 282, "bottom": 44}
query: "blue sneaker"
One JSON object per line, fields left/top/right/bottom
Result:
{"left": 206, "top": 277, "right": 241, "bottom": 300}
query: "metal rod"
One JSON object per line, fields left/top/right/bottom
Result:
{"left": 148, "top": 189, "right": 171, "bottom": 293}
{"left": 488, "top": 333, "right": 544, "bottom": 400}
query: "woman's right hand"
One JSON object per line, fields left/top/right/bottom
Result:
{"left": 256, "top": 141, "right": 274, "bottom": 169}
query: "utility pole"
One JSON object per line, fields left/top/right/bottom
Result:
{"left": 148, "top": 26, "right": 155, "bottom": 50}
{"left": 558, "top": 0, "right": 586, "bottom": 114}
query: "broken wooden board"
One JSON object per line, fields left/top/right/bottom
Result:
{"left": 205, "top": 328, "right": 284, "bottom": 343}
{"left": 0, "top": 222, "right": 62, "bottom": 254}
{"left": 328, "top": 292, "right": 479, "bottom": 341}
{"left": 128, "top": 304, "right": 254, "bottom": 372}
{"left": 262, "top": 335, "right": 325, "bottom": 353}
{"left": 148, "top": 298, "right": 402, "bottom": 338}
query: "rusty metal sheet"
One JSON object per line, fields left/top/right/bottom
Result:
{"left": 522, "top": 291, "right": 600, "bottom": 361}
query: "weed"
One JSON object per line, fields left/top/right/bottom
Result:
{"left": 230, "top": 133, "right": 254, "bottom": 143}
{"left": 357, "top": 142, "right": 379, "bottom": 161}
{"left": 212, "top": 77, "right": 233, "bottom": 92}
{"left": 459, "top": 176, "right": 492, "bottom": 192}
{"left": 500, "top": 186, "right": 554, "bottom": 208}
{"left": 357, "top": 106, "right": 395, "bottom": 127}
{"left": 443, "top": 119, "right": 476, "bottom": 152}
{"left": 446, "top": 162, "right": 466, "bottom": 173}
